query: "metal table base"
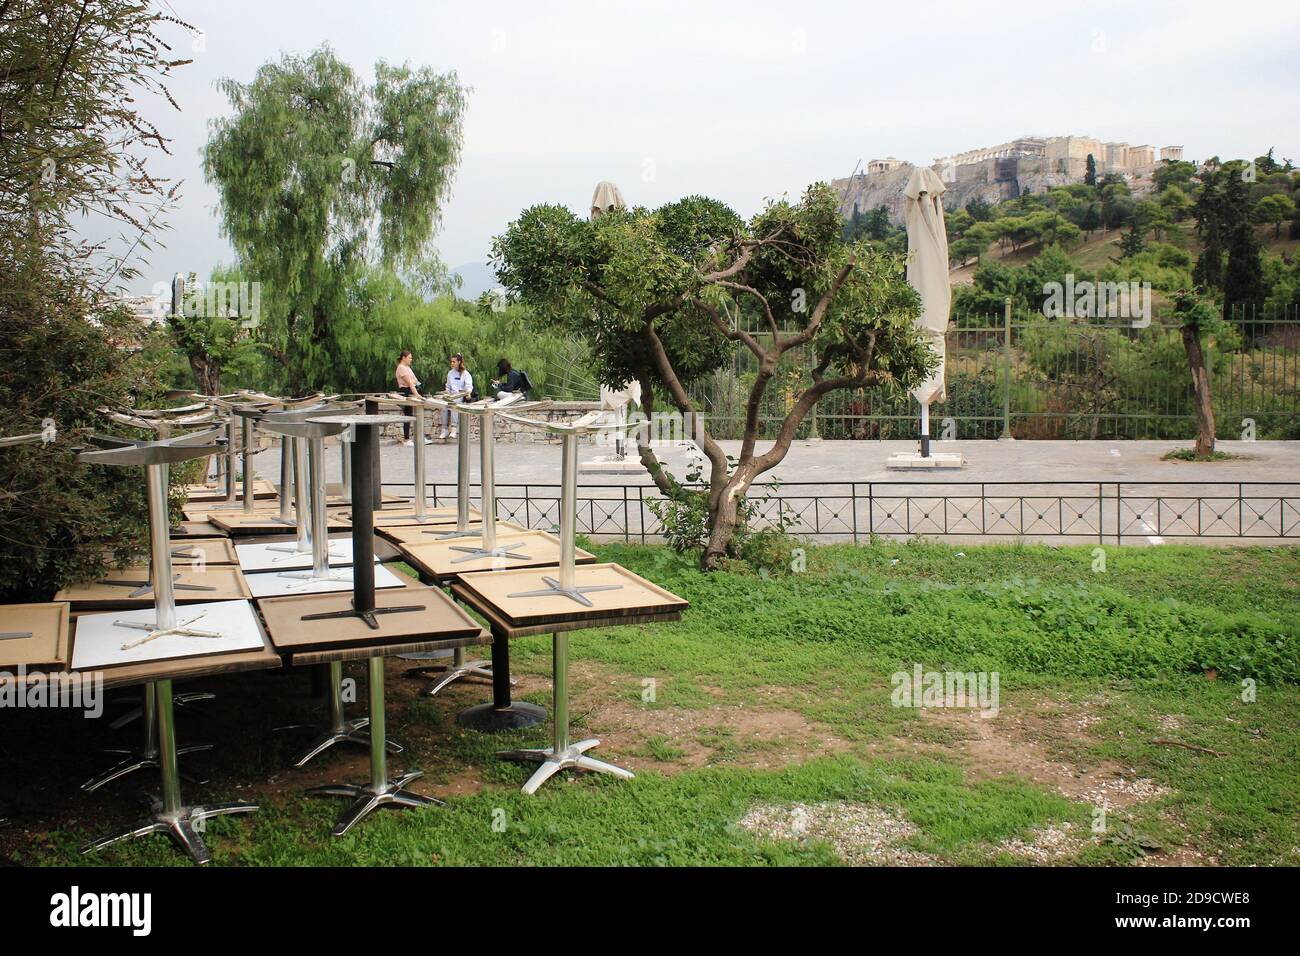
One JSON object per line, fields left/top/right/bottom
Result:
{"left": 83, "top": 683, "right": 211, "bottom": 791}
{"left": 498, "top": 631, "right": 632, "bottom": 793}
{"left": 308, "top": 656, "right": 439, "bottom": 836}
{"left": 457, "top": 632, "right": 545, "bottom": 731}
{"left": 289, "top": 660, "right": 401, "bottom": 767}
{"left": 403, "top": 645, "right": 498, "bottom": 697}
{"left": 108, "top": 689, "right": 214, "bottom": 729}
{"left": 80, "top": 679, "right": 257, "bottom": 865}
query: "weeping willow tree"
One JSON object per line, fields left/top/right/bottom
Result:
{"left": 204, "top": 46, "right": 467, "bottom": 393}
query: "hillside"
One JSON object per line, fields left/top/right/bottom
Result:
{"left": 949, "top": 225, "right": 1299, "bottom": 286}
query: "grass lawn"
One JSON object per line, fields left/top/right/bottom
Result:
{"left": 4, "top": 539, "right": 1297, "bottom": 866}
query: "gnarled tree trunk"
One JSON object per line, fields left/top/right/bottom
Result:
{"left": 1181, "top": 324, "right": 1216, "bottom": 458}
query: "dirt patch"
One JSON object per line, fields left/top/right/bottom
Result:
{"left": 738, "top": 801, "right": 933, "bottom": 866}
{"left": 912, "top": 701, "right": 1167, "bottom": 810}
{"left": 594, "top": 696, "right": 853, "bottom": 773}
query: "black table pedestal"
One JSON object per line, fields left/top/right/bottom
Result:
{"left": 457, "top": 632, "right": 546, "bottom": 731}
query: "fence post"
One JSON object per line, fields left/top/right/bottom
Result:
{"left": 1000, "top": 296, "right": 1014, "bottom": 440}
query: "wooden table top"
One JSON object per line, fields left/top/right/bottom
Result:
{"left": 257, "top": 585, "right": 488, "bottom": 665}
{"left": 398, "top": 529, "right": 595, "bottom": 582}
{"left": 10, "top": 608, "right": 282, "bottom": 691}
{"left": 450, "top": 563, "right": 688, "bottom": 637}
{"left": 378, "top": 519, "right": 524, "bottom": 546}
{"left": 54, "top": 565, "right": 252, "bottom": 611}
{"left": 0, "top": 602, "right": 69, "bottom": 669}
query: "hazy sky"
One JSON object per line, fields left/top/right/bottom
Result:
{"left": 118, "top": 0, "right": 1300, "bottom": 294}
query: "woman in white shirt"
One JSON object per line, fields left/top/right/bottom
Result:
{"left": 440, "top": 352, "right": 473, "bottom": 439}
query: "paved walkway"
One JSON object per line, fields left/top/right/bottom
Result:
{"left": 258, "top": 438, "right": 1300, "bottom": 488}
{"left": 249, "top": 438, "right": 1299, "bottom": 547}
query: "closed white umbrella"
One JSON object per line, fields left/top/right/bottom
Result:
{"left": 591, "top": 181, "right": 626, "bottom": 219}
{"left": 581, "top": 181, "right": 641, "bottom": 472}
{"left": 903, "top": 166, "right": 951, "bottom": 455}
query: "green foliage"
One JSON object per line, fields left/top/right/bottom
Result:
{"left": 1253, "top": 193, "right": 1295, "bottom": 237}
{"left": 204, "top": 46, "right": 467, "bottom": 392}
{"left": 166, "top": 268, "right": 264, "bottom": 394}
{"left": 0, "top": 285, "right": 162, "bottom": 600}
{"left": 0, "top": 2, "right": 190, "bottom": 599}
{"left": 1098, "top": 243, "right": 1193, "bottom": 292}
{"left": 495, "top": 184, "right": 930, "bottom": 403}
{"left": 952, "top": 243, "right": 1088, "bottom": 321}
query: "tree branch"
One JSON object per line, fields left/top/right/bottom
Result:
{"left": 778, "top": 255, "right": 857, "bottom": 353}
{"left": 641, "top": 321, "right": 730, "bottom": 497}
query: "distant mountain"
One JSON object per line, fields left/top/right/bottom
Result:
{"left": 451, "top": 260, "right": 499, "bottom": 300}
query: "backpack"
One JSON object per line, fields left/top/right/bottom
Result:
{"left": 517, "top": 369, "right": 534, "bottom": 396}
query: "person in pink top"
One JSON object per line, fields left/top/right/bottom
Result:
{"left": 395, "top": 350, "right": 427, "bottom": 445}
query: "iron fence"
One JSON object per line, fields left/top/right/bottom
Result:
{"left": 689, "top": 303, "right": 1300, "bottom": 442}
{"left": 384, "top": 479, "right": 1300, "bottom": 545}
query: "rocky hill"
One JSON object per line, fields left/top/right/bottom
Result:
{"left": 834, "top": 156, "right": 1155, "bottom": 225}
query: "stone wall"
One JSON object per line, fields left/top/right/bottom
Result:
{"left": 460, "top": 401, "right": 605, "bottom": 443}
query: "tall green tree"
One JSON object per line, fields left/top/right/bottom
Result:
{"left": 204, "top": 46, "right": 467, "bottom": 392}
{"left": 1192, "top": 160, "right": 1229, "bottom": 291}
{"left": 493, "top": 184, "right": 934, "bottom": 569}
{"left": 1223, "top": 220, "right": 1265, "bottom": 311}
{"left": 1084, "top": 153, "right": 1097, "bottom": 186}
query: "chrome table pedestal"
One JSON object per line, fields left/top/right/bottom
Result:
{"left": 399, "top": 414, "right": 503, "bottom": 693}
{"left": 108, "top": 688, "right": 214, "bottom": 729}
{"left": 307, "top": 655, "right": 440, "bottom": 835}
{"left": 403, "top": 645, "right": 495, "bottom": 697}
{"left": 432, "top": 395, "right": 536, "bottom": 563}
{"left": 83, "top": 683, "right": 211, "bottom": 791}
{"left": 431, "top": 414, "right": 477, "bottom": 539}
{"left": 302, "top": 412, "right": 436, "bottom": 834}
{"left": 498, "top": 419, "right": 625, "bottom": 609}
{"left": 80, "top": 678, "right": 257, "bottom": 865}
{"left": 289, "top": 659, "right": 401, "bottom": 767}
{"left": 77, "top": 428, "right": 258, "bottom": 863}
{"left": 497, "top": 631, "right": 632, "bottom": 794}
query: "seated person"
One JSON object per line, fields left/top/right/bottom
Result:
{"left": 491, "top": 358, "right": 532, "bottom": 400}
{"left": 440, "top": 352, "right": 473, "bottom": 439}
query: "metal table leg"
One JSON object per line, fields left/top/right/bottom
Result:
{"left": 432, "top": 416, "right": 477, "bottom": 539}
{"left": 80, "top": 679, "right": 257, "bottom": 864}
{"left": 83, "top": 682, "right": 212, "bottom": 791}
{"left": 307, "top": 655, "right": 440, "bottom": 836}
{"left": 108, "top": 689, "right": 215, "bottom": 730}
{"left": 497, "top": 631, "right": 633, "bottom": 794}
{"left": 443, "top": 409, "right": 532, "bottom": 562}
{"left": 457, "top": 631, "right": 545, "bottom": 730}
{"left": 404, "top": 644, "right": 496, "bottom": 697}
{"left": 289, "top": 660, "right": 401, "bottom": 767}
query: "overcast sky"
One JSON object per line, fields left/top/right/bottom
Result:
{"left": 118, "top": 0, "right": 1300, "bottom": 294}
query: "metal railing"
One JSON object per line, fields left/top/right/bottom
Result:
{"left": 382, "top": 479, "right": 1300, "bottom": 545}
{"left": 689, "top": 303, "right": 1300, "bottom": 442}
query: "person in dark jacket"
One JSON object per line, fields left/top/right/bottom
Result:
{"left": 491, "top": 358, "right": 531, "bottom": 399}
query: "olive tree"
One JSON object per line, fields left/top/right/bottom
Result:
{"left": 493, "top": 184, "right": 934, "bottom": 569}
